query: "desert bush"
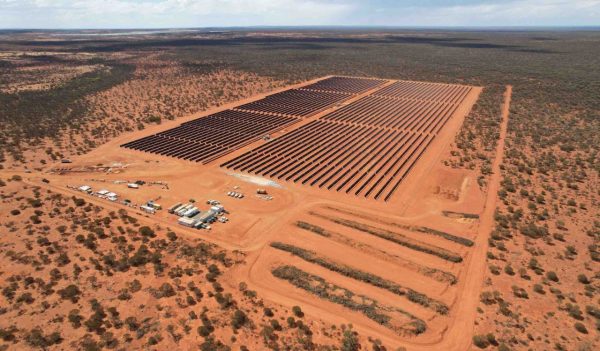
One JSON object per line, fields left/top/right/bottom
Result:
{"left": 472, "top": 334, "right": 489, "bottom": 348}
{"left": 139, "top": 226, "right": 156, "bottom": 238}
{"left": 577, "top": 274, "right": 590, "bottom": 284}
{"left": 566, "top": 303, "right": 584, "bottom": 320}
{"left": 25, "top": 328, "right": 62, "bottom": 348}
{"left": 292, "top": 305, "right": 304, "bottom": 318}
{"left": 341, "top": 327, "right": 360, "bottom": 351}
{"left": 231, "top": 309, "right": 247, "bottom": 329}
{"left": 546, "top": 271, "right": 559, "bottom": 282}
{"left": 68, "top": 309, "right": 84, "bottom": 328}
{"left": 574, "top": 322, "right": 588, "bottom": 334}
{"left": 512, "top": 285, "right": 528, "bottom": 299}
{"left": 153, "top": 283, "right": 176, "bottom": 299}
{"left": 58, "top": 284, "right": 81, "bottom": 303}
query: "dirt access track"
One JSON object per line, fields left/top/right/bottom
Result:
{"left": 13, "top": 77, "right": 513, "bottom": 350}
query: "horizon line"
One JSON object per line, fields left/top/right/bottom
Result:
{"left": 2, "top": 25, "right": 600, "bottom": 31}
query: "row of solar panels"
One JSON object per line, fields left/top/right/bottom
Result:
{"left": 121, "top": 76, "right": 385, "bottom": 163}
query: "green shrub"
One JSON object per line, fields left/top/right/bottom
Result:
{"left": 58, "top": 284, "right": 81, "bottom": 303}
{"left": 577, "top": 274, "right": 589, "bottom": 284}
{"left": 574, "top": 322, "right": 588, "bottom": 334}
{"left": 139, "top": 226, "right": 156, "bottom": 238}
{"left": 341, "top": 327, "right": 359, "bottom": 351}
{"left": 546, "top": 271, "right": 559, "bottom": 282}
{"left": 473, "top": 334, "right": 489, "bottom": 348}
{"left": 292, "top": 306, "right": 304, "bottom": 318}
{"left": 231, "top": 310, "right": 247, "bottom": 329}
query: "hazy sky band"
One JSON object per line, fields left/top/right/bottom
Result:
{"left": 0, "top": 0, "right": 599, "bottom": 28}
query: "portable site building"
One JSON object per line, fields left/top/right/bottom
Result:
{"left": 97, "top": 189, "right": 109, "bottom": 195}
{"left": 140, "top": 205, "right": 156, "bottom": 214}
{"left": 79, "top": 185, "right": 92, "bottom": 193}
{"left": 210, "top": 205, "right": 225, "bottom": 214}
{"left": 196, "top": 211, "right": 216, "bottom": 223}
{"left": 106, "top": 192, "right": 118, "bottom": 198}
{"left": 127, "top": 183, "right": 139, "bottom": 189}
{"left": 178, "top": 217, "right": 196, "bottom": 227}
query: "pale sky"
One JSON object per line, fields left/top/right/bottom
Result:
{"left": 1, "top": 0, "right": 599, "bottom": 29}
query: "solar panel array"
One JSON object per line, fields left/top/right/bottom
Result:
{"left": 321, "top": 95, "right": 459, "bottom": 135}
{"left": 222, "top": 80, "right": 474, "bottom": 201}
{"left": 121, "top": 110, "right": 297, "bottom": 163}
{"left": 373, "top": 80, "right": 472, "bottom": 104}
{"left": 300, "top": 76, "right": 387, "bottom": 94}
{"left": 234, "top": 89, "right": 349, "bottom": 117}
{"left": 120, "top": 76, "right": 380, "bottom": 163}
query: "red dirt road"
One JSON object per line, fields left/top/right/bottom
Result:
{"left": 435, "top": 85, "right": 512, "bottom": 351}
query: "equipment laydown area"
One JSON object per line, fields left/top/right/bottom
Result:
{"left": 121, "top": 76, "right": 477, "bottom": 202}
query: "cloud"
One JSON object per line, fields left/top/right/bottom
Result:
{"left": 0, "top": 0, "right": 599, "bottom": 28}
{"left": 0, "top": 0, "right": 355, "bottom": 27}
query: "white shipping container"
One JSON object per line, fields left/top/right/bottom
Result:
{"left": 183, "top": 208, "right": 199, "bottom": 218}
{"left": 176, "top": 204, "right": 192, "bottom": 216}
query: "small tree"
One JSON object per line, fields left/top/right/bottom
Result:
{"left": 546, "top": 271, "right": 559, "bottom": 282}
{"left": 58, "top": 284, "right": 81, "bottom": 303}
{"left": 341, "top": 326, "right": 359, "bottom": 351}
{"left": 473, "top": 334, "right": 489, "bottom": 348}
{"left": 231, "top": 310, "right": 247, "bottom": 329}
{"left": 139, "top": 226, "right": 156, "bottom": 238}
{"left": 574, "top": 322, "right": 588, "bottom": 334}
{"left": 292, "top": 305, "right": 304, "bottom": 318}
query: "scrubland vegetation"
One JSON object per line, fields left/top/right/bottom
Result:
{"left": 310, "top": 211, "right": 464, "bottom": 263}
{"left": 1, "top": 29, "right": 599, "bottom": 350}
{"left": 271, "top": 265, "right": 426, "bottom": 336}
{"left": 270, "top": 242, "right": 449, "bottom": 315}
{"left": 295, "top": 220, "right": 457, "bottom": 284}
{"left": 0, "top": 180, "right": 350, "bottom": 350}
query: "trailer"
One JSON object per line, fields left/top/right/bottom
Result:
{"left": 140, "top": 205, "right": 156, "bottom": 214}
{"left": 147, "top": 201, "right": 162, "bottom": 210}
{"left": 210, "top": 205, "right": 225, "bottom": 214}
